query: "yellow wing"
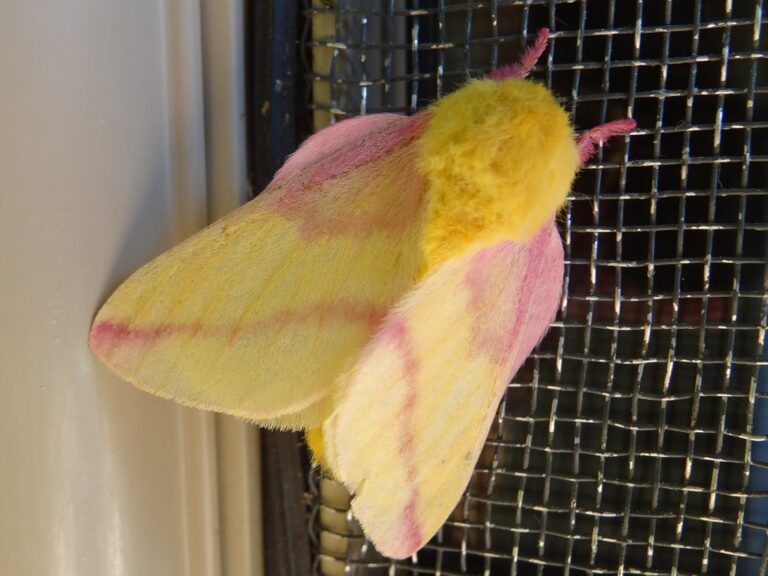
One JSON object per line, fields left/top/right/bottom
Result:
{"left": 89, "top": 114, "right": 429, "bottom": 428}
{"left": 322, "top": 224, "right": 564, "bottom": 558}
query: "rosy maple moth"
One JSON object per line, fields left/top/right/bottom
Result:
{"left": 89, "top": 29, "right": 634, "bottom": 559}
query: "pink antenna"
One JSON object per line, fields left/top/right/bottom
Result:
{"left": 576, "top": 119, "right": 636, "bottom": 166}
{"left": 488, "top": 28, "right": 550, "bottom": 81}
{"left": 486, "top": 28, "right": 635, "bottom": 164}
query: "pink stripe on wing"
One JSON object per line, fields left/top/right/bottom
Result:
{"left": 462, "top": 224, "right": 563, "bottom": 367}
{"left": 89, "top": 302, "right": 387, "bottom": 355}
{"left": 261, "top": 112, "right": 430, "bottom": 239}
{"left": 264, "top": 112, "right": 431, "bottom": 208}
{"left": 508, "top": 226, "right": 564, "bottom": 369}
{"left": 379, "top": 318, "right": 423, "bottom": 555}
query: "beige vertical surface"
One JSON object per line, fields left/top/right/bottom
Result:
{"left": 200, "top": 2, "right": 264, "bottom": 576}
{"left": 0, "top": 1, "right": 262, "bottom": 575}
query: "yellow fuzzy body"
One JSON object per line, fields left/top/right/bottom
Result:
{"left": 419, "top": 78, "right": 579, "bottom": 269}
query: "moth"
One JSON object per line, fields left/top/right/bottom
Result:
{"left": 89, "top": 29, "right": 634, "bottom": 558}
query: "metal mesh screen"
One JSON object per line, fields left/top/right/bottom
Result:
{"left": 304, "top": 1, "right": 768, "bottom": 574}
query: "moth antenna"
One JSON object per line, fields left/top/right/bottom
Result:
{"left": 488, "top": 28, "right": 549, "bottom": 81}
{"left": 576, "top": 119, "right": 636, "bottom": 166}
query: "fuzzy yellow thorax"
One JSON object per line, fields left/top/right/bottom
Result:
{"left": 418, "top": 78, "right": 580, "bottom": 270}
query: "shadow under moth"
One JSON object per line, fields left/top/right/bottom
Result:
{"left": 89, "top": 30, "right": 634, "bottom": 558}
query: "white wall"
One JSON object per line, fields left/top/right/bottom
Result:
{"left": 0, "top": 1, "right": 261, "bottom": 574}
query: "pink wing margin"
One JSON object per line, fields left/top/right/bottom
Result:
{"left": 271, "top": 114, "right": 406, "bottom": 185}
{"left": 264, "top": 112, "right": 430, "bottom": 202}
{"left": 323, "top": 223, "right": 564, "bottom": 558}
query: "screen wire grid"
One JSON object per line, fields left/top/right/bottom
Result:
{"left": 303, "top": 1, "right": 768, "bottom": 574}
